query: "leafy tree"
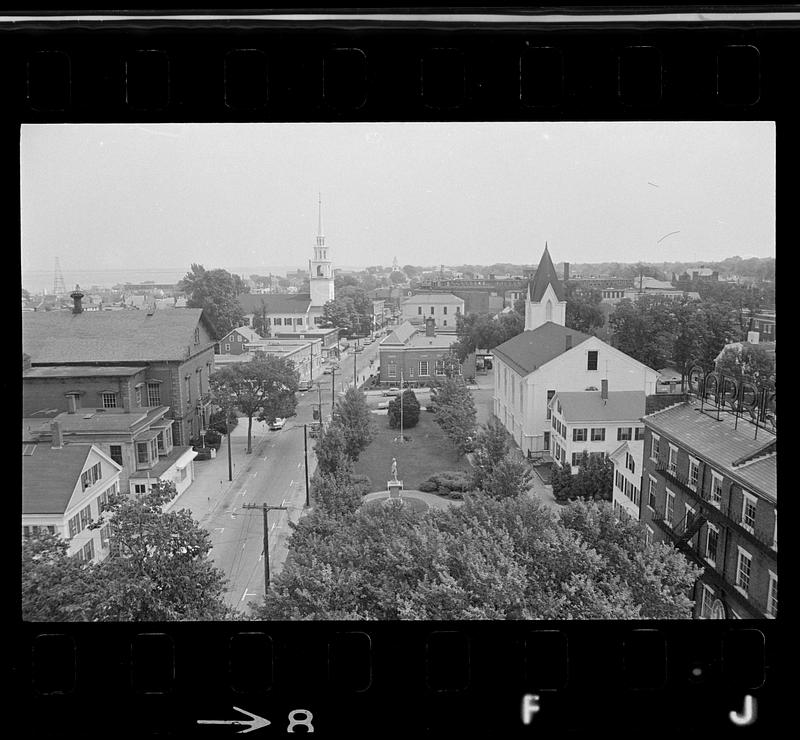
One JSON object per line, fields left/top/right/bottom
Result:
{"left": 91, "top": 480, "right": 234, "bottom": 620}
{"left": 559, "top": 499, "right": 703, "bottom": 619}
{"left": 388, "top": 389, "right": 421, "bottom": 429}
{"left": 208, "top": 408, "right": 238, "bottom": 435}
{"left": 481, "top": 452, "right": 534, "bottom": 500}
{"left": 321, "top": 291, "right": 375, "bottom": 336}
{"left": 22, "top": 530, "right": 104, "bottom": 621}
{"left": 551, "top": 453, "right": 613, "bottom": 502}
{"left": 331, "top": 388, "right": 373, "bottom": 461}
{"left": 253, "top": 494, "right": 699, "bottom": 620}
{"left": 715, "top": 344, "right": 776, "bottom": 386}
{"left": 314, "top": 422, "right": 353, "bottom": 476}
{"left": 310, "top": 470, "right": 364, "bottom": 518}
{"left": 470, "top": 418, "right": 511, "bottom": 490}
{"left": 608, "top": 296, "right": 677, "bottom": 369}
{"left": 178, "top": 263, "right": 246, "bottom": 339}
{"left": 565, "top": 286, "right": 605, "bottom": 334}
{"left": 429, "top": 377, "right": 477, "bottom": 456}
{"left": 452, "top": 312, "right": 524, "bottom": 362}
{"left": 389, "top": 270, "right": 406, "bottom": 284}
{"left": 210, "top": 357, "right": 299, "bottom": 454}
{"left": 23, "top": 482, "right": 237, "bottom": 621}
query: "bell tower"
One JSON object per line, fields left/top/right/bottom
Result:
{"left": 524, "top": 243, "right": 567, "bottom": 331}
{"left": 309, "top": 193, "right": 335, "bottom": 305}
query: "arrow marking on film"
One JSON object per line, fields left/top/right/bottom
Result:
{"left": 197, "top": 706, "right": 270, "bottom": 733}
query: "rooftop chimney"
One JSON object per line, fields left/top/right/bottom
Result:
{"left": 425, "top": 316, "right": 435, "bottom": 337}
{"left": 601, "top": 379, "right": 608, "bottom": 400}
{"left": 70, "top": 284, "right": 84, "bottom": 314}
{"left": 563, "top": 262, "right": 570, "bottom": 282}
{"left": 50, "top": 419, "right": 64, "bottom": 449}
{"left": 565, "top": 334, "right": 572, "bottom": 350}
{"left": 67, "top": 394, "right": 78, "bottom": 414}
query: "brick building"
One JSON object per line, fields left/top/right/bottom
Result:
{"left": 639, "top": 397, "right": 777, "bottom": 619}
{"left": 378, "top": 318, "right": 475, "bottom": 386}
{"left": 22, "top": 288, "right": 216, "bottom": 446}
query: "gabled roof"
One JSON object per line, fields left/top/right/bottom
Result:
{"left": 221, "top": 326, "right": 262, "bottom": 343}
{"left": 381, "top": 321, "right": 418, "bottom": 346}
{"left": 238, "top": 293, "right": 311, "bottom": 315}
{"left": 552, "top": 390, "right": 646, "bottom": 423}
{"left": 530, "top": 246, "right": 565, "bottom": 302}
{"left": 22, "top": 443, "right": 93, "bottom": 515}
{"left": 22, "top": 308, "right": 214, "bottom": 364}
{"left": 492, "top": 322, "right": 591, "bottom": 376}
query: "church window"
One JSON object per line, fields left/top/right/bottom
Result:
{"left": 546, "top": 300, "right": 552, "bottom": 322}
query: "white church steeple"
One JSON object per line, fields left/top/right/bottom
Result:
{"left": 309, "top": 193, "right": 335, "bottom": 306}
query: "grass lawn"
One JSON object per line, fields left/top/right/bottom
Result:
{"left": 353, "top": 410, "right": 472, "bottom": 491}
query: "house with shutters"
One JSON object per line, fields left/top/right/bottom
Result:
{"left": 22, "top": 428, "right": 123, "bottom": 564}
{"left": 492, "top": 246, "right": 659, "bottom": 455}
{"left": 216, "top": 325, "right": 262, "bottom": 355}
{"left": 548, "top": 385, "right": 646, "bottom": 474}
{"left": 400, "top": 293, "right": 464, "bottom": 328}
{"left": 22, "top": 287, "right": 216, "bottom": 446}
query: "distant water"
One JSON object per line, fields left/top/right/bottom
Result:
{"left": 21, "top": 266, "right": 311, "bottom": 294}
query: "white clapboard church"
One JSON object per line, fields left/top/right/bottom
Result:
{"left": 492, "top": 245, "right": 659, "bottom": 455}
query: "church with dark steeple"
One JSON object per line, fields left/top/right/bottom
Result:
{"left": 491, "top": 244, "right": 659, "bottom": 456}
{"left": 524, "top": 243, "right": 567, "bottom": 331}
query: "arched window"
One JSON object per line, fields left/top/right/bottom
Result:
{"left": 545, "top": 300, "right": 552, "bottom": 322}
{"left": 317, "top": 265, "right": 323, "bottom": 276}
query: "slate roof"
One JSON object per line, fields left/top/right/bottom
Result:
{"left": 402, "top": 293, "right": 464, "bottom": 305}
{"left": 238, "top": 293, "right": 311, "bottom": 315}
{"left": 23, "top": 365, "right": 145, "bottom": 379}
{"left": 22, "top": 443, "right": 92, "bottom": 515}
{"left": 23, "top": 407, "right": 170, "bottom": 437}
{"left": 643, "top": 401, "right": 777, "bottom": 501}
{"left": 492, "top": 322, "right": 592, "bottom": 376}
{"left": 530, "top": 246, "right": 565, "bottom": 302}
{"left": 553, "top": 390, "right": 646, "bottom": 422}
{"left": 22, "top": 308, "right": 213, "bottom": 364}
{"left": 381, "top": 321, "right": 418, "bottom": 346}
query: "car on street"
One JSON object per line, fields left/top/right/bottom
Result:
{"left": 298, "top": 380, "right": 312, "bottom": 391}
{"left": 322, "top": 367, "right": 332, "bottom": 374}
{"left": 383, "top": 387, "right": 401, "bottom": 396}
{"left": 268, "top": 417, "right": 286, "bottom": 431}
{"left": 308, "top": 421, "right": 322, "bottom": 438}
{"left": 377, "top": 400, "right": 391, "bottom": 409}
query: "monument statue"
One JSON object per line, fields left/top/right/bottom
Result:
{"left": 391, "top": 457, "right": 398, "bottom": 481}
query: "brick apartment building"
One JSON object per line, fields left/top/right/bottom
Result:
{"left": 639, "top": 394, "right": 777, "bottom": 619}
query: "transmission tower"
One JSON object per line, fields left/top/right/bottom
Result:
{"left": 53, "top": 257, "right": 66, "bottom": 297}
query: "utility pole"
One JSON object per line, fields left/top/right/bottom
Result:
{"left": 303, "top": 424, "right": 310, "bottom": 507}
{"left": 399, "top": 369, "right": 404, "bottom": 444}
{"left": 309, "top": 341, "right": 313, "bottom": 383}
{"left": 227, "top": 416, "right": 233, "bottom": 482}
{"left": 331, "top": 367, "right": 336, "bottom": 410}
{"left": 242, "top": 503, "right": 288, "bottom": 592}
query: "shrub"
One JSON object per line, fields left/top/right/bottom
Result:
{"left": 419, "top": 471, "right": 471, "bottom": 494}
{"left": 418, "top": 480, "right": 438, "bottom": 493}
{"left": 388, "top": 390, "right": 421, "bottom": 429}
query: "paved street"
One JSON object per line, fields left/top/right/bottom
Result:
{"left": 165, "top": 340, "right": 384, "bottom": 613}
{"left": 167, "top": 345, "right": 557, "bottom": 613}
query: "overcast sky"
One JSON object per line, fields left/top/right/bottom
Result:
{"left": 21, "top": 122, "right": 774, "bottom": 278}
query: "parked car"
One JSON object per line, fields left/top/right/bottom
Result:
{"left": 377, "top": 400, "right": 391, "bottom": 409}
{"left": 353, "top": 346, "right": 363, "bottom": 353}
{"left": 298, "top": 380, "right": 312, "bottom": 391}
{"left": 383, "top": 387, "right": 401, "bottom": 396}
{"left": 269, "top": 417, "right": 286, "bottom": 431}
{"left": 308, "top": 421, "right": 322, "bottom": 438}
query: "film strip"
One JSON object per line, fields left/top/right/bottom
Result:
{"left": 8, "top": 8, "right": 787, "bottom": 738}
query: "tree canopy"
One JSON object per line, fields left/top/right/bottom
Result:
{"left": 331, "top": 388, "right": 374, "bottom": 461}
{"left": 253, "top": 496, "right": 701, "bottom": 620}
{"left": 551, "top": 452, "right": 613, "bottom": 503}
{"left": 429, "top": 377, "right": 477, "bottom": 457}
{"left": 452, "top": 312, "right": 524, "bottom": 362}
{"left": 210, "top": 356, "right": 299, "bottom": 453}
{"left": 564, "top": 285, "right": 606, "bottom": 335}
{"left": 22, "top": 481, "right": 236, "bottom": 621}
{"left": 178, "top": 263, "right": 247, "bottom": 340}
{"left": 715, "top": 343, "right": 776, "bottom": 386}
{"left": 388, "top": 389, "right": 421, "bottom": 430}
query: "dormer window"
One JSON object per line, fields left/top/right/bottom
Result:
{"left": 101, "top": 392, "right": 117, "bottom": 409}
{"left": 194, "top": 327, "right": 200, "bottom": 344}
